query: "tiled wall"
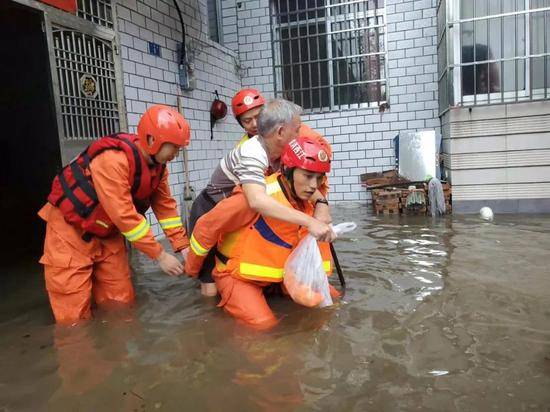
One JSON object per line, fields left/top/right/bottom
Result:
{"left": 117, "top": 0, "right": 244, "bottom": 233}
{"left": 233, "top": 0, "right": 441, "bottom": 202}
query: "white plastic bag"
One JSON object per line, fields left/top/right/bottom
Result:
{"left": 331, "top": 222, "right": 357, "bottom": 237}
{"left": 283, "top": 221, "right": 357, "bottom": 308}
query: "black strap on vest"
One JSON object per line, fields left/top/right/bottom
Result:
{"left": 69, "top": 161, "right": 98, "bottom": 205}
{"left": 215, "top": 249, "right": 228, "bottom": 264}
{"left": 58, "top": 172, "right": 93, "bottom": 217}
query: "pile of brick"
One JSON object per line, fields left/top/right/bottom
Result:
{"left": 363, "top": 169, "right": 452, "bottom": 215}
{"left": 372, "top": 189, "right": 401, "bottom": 214}
{"left": 372, "top": 187, "right": 429, "bottom": 215}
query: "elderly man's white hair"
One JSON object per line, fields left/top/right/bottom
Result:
{"left": 257, "top": 99, "right": 302, "bottom": 137}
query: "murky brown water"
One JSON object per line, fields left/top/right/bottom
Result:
{"left": 1, "top": 205, "right": 550, "bottom": 411}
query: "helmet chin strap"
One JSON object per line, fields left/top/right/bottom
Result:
{"left": 151, "top": 153, "right": 161, "bottom": 165}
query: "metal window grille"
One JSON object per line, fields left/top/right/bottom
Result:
{"left": 77, "top": 0, "right": 113, "bottom": 29}
{"left": 52, "top": 27, "right": 120, "bottom": 141}
{"left": 438, "top": 0, "right": 550, "bottom": 113}
{"left": 270, "top": 0, "right": 387, "bottom": 113}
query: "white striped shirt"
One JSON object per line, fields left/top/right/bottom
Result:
{"left": 206, "top": 136, "right": 279, "bottom": 201}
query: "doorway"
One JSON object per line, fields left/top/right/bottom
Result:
{"left": 0, "top": 1, "right": 61, "bottom": 318}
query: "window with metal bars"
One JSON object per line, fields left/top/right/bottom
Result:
{"left": 270, "top": 0, "right": 387, "bottom": 112}
{"left": 77, "top": 0, "right": 113, "bottom": 29}
{"left": 438, "top": 0, "right": 550, "bottom": 111}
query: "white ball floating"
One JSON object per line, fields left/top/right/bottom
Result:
{"left": 480, "top": 206, "right": 494, "bottom": 221}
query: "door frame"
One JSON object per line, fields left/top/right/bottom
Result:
{"left": 11, "top": 0, "right": 127, "bottom": 165}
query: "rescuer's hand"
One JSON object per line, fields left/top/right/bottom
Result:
{"left": 200, "top": 282, "right": 218, "bottom": 297}
{"left": 158, "top": 250, "right": 184, "bottom": 276}
{"left": 307, "top": 218, "right": 336, "bottom": 243}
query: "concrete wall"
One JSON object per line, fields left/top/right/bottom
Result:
{"left": 117, "top": 0, "right": 244, "bottom": 234}
{"left": 233, "top": 0, "right": 442, "bottom": 202}
{"left": 442, "top": 101, "right": 550, "bottom": 213}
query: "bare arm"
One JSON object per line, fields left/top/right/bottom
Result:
{"left": 309, "top": 189, "right": 332, "bottom": 224}
{"left": 242, "top": 183, "right": 336, "bottom": 242}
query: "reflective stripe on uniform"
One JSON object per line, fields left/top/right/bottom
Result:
{"left": 236, "top": 134, "right": 249, "bottom": 147}
{"left": 239, "top": 262, "right": 284, "bottom": 280}
{"left": 159, "top": 216, "right": 183, "bottom": 230}
{"left": 265, "top": 181, "right": 281, "bottom": 195}
{"left": 122, "top": 218, "right": 150, "bottom": 242}
{"left": 190, "top": 234, "right": 209, "bottom": 256}
{"left": 323, "top": 260, "right": 332, "bottom": 272}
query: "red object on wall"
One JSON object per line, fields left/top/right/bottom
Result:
{"left": 39, "top": 0, "right": 77, "bottom": 14}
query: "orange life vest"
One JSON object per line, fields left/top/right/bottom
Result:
{"left": 215, "top": 173, "right": 332, "bottom": 283}
{"left": 47, "top": 133, "right": 164, "bottom": 238}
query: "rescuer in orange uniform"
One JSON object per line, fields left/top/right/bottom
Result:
{"left": 232, "top": 88, "right": 265, "bottom": 147}
{"left": 185, "top": 131, "right": 337, "bottom": 330}
{"left": 39, "top": 105, "right": 191, "bottom": 324}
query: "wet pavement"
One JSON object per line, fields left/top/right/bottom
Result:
{"left": 1, "top": 204, "right": 549, "bottom": 411}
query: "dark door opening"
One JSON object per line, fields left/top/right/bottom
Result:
{"left": 0, "top": 2, "right": 61, "bottom": 266}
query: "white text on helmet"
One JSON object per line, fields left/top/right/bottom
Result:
{"left": 289, "top": 139, "right": 306, "bottom": 160}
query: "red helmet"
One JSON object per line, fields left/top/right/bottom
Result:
{"left": 298, "top": 124, "right": 332, "bottom": 159}
{"left": 137, "top": 105, "right": 190, "bottom": 155}
{"left": 281, "top": 135, "right": 331, "bottom": 174}
{"left": 210, "top": 99, "right": 227, "bottom": 121}
{"left": 231, "top": 88, "right": 265, "bottom": 118}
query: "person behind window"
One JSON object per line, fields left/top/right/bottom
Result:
{"left": 462, "top": 43, "right": 501, "bottom": 95}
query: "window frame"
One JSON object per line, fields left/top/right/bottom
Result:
{"left": 207, "top": 0, "right": 223, "bottom": 44}
{"left": 442, "top": 0, "right": 550, "bottom": 110}
{"left": 270, "top": 0, "right": 388, "bottom": 113}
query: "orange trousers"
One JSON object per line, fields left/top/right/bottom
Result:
{"left": 213, "top": 270, "right": 342, "bottom": 330}
{"left": 213, "top": 270, "right": 279, "bottom": 330}
{"left": 40, "top": 209, "right": 134, "bottom": 324}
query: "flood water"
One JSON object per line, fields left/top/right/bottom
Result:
{"left": 1, "top": 204, "right": 550, "bottom": 411}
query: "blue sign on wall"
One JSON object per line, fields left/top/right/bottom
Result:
{"left": 148, "top": 42, "right": 161, "bottom": 57}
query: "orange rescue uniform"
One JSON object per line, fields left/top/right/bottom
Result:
{"left": 39, "top": 149, "right": 189, "bottom": 323}
{"left": 185, "top": 173, "right": 333, "bottom": 330}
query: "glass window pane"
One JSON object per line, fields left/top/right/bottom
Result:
{"left": 489, "top": 0, "right": 502, "bottom": 15}
{"left": 502, "top": 16, "right": 516, "bottom": 58}
{"left": 488, "top": 18, "right": 502, "bottom": 60}
{"left": 475, "top": 0, "right": 489, "bottom": 17}
{"left": 502, "top": 59, "right": 526, "bottom": 93}
{"left": 530, "top": 0, "right": 550, "bottom": 8}
{"left": 474, "top": 19, "right": 488, "bottom": 56}
{"left": 207, "top": 0, "right": 219, "bottom": 43}
{"left": 461, "top": 21, "right": 474, "bottom": 51}
{"left": 530, "top": 11, "right": 546, "bottom": 55}
{"left": 517, "top": 13, "right": 526, "bottom": 56}
{"left": 532, "top": 56, "right": 546, "bottom": 89}
{"left": 461, "top": 0, "right": 474, "bottom": 19}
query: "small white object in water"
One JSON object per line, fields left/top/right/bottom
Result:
{"left": 480, "top": 206, "right": 494, "bottom": 221}
{"left": 429, "top": 370, "right": 449, "bottom": 376}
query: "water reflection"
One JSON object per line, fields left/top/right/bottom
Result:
{"left": 1, "top": 206, "right": 549, "bottom": 410}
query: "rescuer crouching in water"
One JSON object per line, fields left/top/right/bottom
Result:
{"left": 185, "top": 131, "right": 339, "bottom": 330}
{"left": 39, "top": 105, "right": 191, "bottom": 324}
